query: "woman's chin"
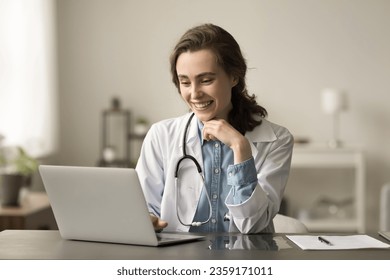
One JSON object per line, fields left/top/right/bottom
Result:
{"left": 192, "top": 111, "right": 215, "bottom": 122}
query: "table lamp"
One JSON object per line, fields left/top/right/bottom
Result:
{"left": 321, "top": 88, "right": 348, "bottom": 148}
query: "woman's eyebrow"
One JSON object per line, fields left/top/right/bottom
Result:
{"left": 196, "top": 72, "right": 216, "bottom": 78}
{"left": 177, "top": 74, "right": 189, "bottom": 79}
{"left": 177, "top": 72, "right": 216, "bottom": 79}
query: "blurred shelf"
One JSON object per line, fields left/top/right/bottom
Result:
{"left": 290, "top": 145, "right": 366, "bottom": 233}
{"left": 128, "top": 133, "right": 147, "bottom": 140}
{"left": 292, "top": 145, "right": 364, "bottom": 168}
{"left": 300, "top": 217, "right": 358, "bottom": 233}
{"left": 98, "top": 106, "right": 147, "bottom": 168}
{"left": 97, "top": 159, "right": 134, "bottom": 168}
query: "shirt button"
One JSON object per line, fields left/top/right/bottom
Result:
{"left": 214, "top": 168, "right": 220, "bottom": 174}
{"left": 211, "top": 218, "right": 217, "bottom": 224}
{"left": 212, "top": 194, "right": 218, "bottom": 199}
{"left": 214, "top": 143, "right": 219, "bottom": 148}
{"left": 228, "top": 172, "right": 233, "bottom": 177}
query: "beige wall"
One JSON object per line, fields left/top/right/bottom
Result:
{"left": 55, "top": 0, "right": 390, "bottom": 231}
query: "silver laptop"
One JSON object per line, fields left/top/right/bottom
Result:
{"left": 39, "top": 165, "right": 204, "bottom": 246}
{"left": 379, "top": 231, "right": 390, "bottom": 243}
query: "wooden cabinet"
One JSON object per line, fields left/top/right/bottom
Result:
{"left": 0, "top": 192, "right": 57, "bottom": 231}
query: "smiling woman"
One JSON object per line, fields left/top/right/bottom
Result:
{"left": 0, "top": 0, "right": 58, "bottom": 158}
{"left": 136, "top": 23, "right": 294, "bottom": 234}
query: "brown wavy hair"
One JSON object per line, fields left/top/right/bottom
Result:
{"left": 170, "top": 23, "right": 267, "bottom": 134}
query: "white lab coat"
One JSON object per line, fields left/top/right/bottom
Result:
{"left": 136, "top": 113, "right": 294, "bottom": 233}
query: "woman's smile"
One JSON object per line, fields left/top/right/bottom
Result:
{"left": 192, "top": 100, "right": 214, "bottom": 110}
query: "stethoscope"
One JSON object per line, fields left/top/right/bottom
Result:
{"left": 174, "top": 113, "right": 212, "bottom": 227}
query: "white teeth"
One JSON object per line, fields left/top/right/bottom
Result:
{"left": 193, "top": 101, "right": 212, "bottom": 109}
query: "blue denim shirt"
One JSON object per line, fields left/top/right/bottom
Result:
{"left": 190, "top": 120, "right": 258, "bottom": 232}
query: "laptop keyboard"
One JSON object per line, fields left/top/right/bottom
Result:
{"left": 156, "top": 233, "right": 181, "bottom": 242}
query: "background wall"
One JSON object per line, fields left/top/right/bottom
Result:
{"left": 54, "top": 0, "right": 390, "bottom": 232}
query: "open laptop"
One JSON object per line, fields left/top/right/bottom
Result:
{"left": 39, "top": 165, "right": 204, "bottom": 246}
{"left": 379, "top": 231, "right": 390, "bottom": 243}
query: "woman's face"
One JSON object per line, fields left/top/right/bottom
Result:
{"left": 176, "top": 49, "right": 237, "bottom": 122}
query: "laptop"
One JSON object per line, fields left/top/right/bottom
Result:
{"left": 379, "top": 231, "right": 390, "bottom": 243}
{"left": 39, "top": 165, "right": 204, "bottom": 246}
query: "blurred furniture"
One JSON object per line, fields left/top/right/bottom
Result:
{"left": 98, "top": 108, "right": 131, "bottom": 168}
{"left": 321, "top": 88, "right": 348, "bottom": 148}
{"left": 273, "top": 214, "right": 308, "bottom": 233}
{"left": 0, "top": 192, "right": 57, "bottom": 231}
{"left": 98, "top": 99, "right": 147, "bottom": 168}
{"left": 290, "top": 145, "right": 366, "bottom": 233}
{"left": 379, "top": 183, "right": 390, "bottom": 231}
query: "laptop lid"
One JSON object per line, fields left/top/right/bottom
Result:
{"left": 379, "top": 231, "right": 390, "bottom": 243}
{"left": 39, "top": 165, "right": 203, "bottom": 246}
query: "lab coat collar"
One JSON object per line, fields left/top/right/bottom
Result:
{"left": 178, "top": 113, "right": 201, "bottom": 150}
{"left": 245, "top": 118, "right": 277, "bottom": 143}
{"left": 245, "top": 119, "right": 277, "bottom": 158}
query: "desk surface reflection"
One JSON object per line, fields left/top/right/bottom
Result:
{"left": 0, "top": 230, "right": 390, "bottom": 260}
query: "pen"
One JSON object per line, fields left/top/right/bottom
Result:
{"left": 318, "top": 236, "right": 333, "bottom": 246}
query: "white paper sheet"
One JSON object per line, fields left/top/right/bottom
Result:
{"left": 286, "top": 235, "right": 390, "bottom": 250}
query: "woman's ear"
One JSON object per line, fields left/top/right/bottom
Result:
{"left": 231, "top": 76, "right": 239, "bottom": 87}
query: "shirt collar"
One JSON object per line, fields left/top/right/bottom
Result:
{"left": 197, "top": 118, "right": 206, "bottom": 145}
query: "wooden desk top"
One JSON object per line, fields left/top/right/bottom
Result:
{"left": 0, "top": 192, "right": 50, "bottom": 216}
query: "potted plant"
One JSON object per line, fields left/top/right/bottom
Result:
{"left": 0, "top": 146, "right": 39, "bottom": 206}
{"left": 134, "top": 117, "right": 149, "bottom": 135}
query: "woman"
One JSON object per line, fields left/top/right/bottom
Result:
{"left": 136, "top": 23, "right": 293, "bottom": 233}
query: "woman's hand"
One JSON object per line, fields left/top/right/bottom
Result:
{"left": 150, "top": 214, "right": 168, "bottom": 232}
{"left": 202, "top": 119, "right": 252, "bottom": 164}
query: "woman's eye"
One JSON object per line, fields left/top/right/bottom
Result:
{"left": 180, "top": 81, "right": 190, "bottom": 87}
{"left": 201, "top": 79, "right": 213, "bottom": 84}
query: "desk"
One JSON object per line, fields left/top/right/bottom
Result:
{"left": 0, "top": 230, "right": 389, "bottom": 260}
{"left": 0, "top": 192, "right": 57, "bottom": 231}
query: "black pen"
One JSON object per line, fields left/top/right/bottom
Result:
{"left": 318, "top": 236, "right": 333, "bottom": 246}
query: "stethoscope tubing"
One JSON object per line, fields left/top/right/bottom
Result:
{"left": 174, "top": 113, "right": 212, "bottom": 227}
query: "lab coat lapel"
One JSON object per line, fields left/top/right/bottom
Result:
{"left": 245, "top": 119, "right": 277, "bottom": 157}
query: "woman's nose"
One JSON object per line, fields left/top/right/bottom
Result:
{"left": 190, "top": 83, "right": 202, "bottom": 98}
